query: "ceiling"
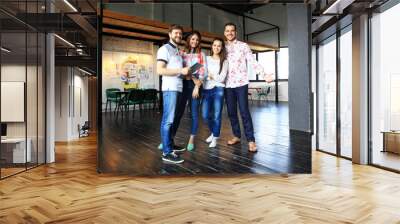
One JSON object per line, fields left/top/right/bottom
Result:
{"left": 102, "top": 9, "right": 278, "bottom": 51}
{"left": 206, "top": 3, "right": 266, "bottom": 15}
{"left": 104, "top": 0, "right": 306, "bottom": 15}
{"left": 206, "top": 0, "right": 306, "bottom": 15}
{"left": 0, "top": 0, "right": 98, "bottom": 73}
{"left": 312, "top": 0, "right": 388, "bottom": 42}
{"left": 0, "top": 0, "right": 97, "bottom": 13}
{"left": 1, "top": 0, "right": 320, "bottom": 75}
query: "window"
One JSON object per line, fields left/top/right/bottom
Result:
{"left": 370, "top": 3, "right": 400, "bottom": 171}
{"left": 248, "top": 53, "right": 260, "bottom": 81}
{"left": 339, "top": 27, "right": 352, "bottom": 158}
{"left": 253, "top": 49, "right": 288, "bottom": 81}
{"left": 258, "top": 51, "right": 275, "bottom": 81}
{"left": 278, "top": 48, "right": 289, "bottom": 80}
{"left": 317, "top": 35, "right": 337, "bottom": 155}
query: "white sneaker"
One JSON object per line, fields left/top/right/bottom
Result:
{"left": 209, "top": 138, "right": 218, "bottom": 148}
{"left": 206, "top": 134, "right": 214, "bottom": 143}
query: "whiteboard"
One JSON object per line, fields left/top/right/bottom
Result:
{"left": 1, "top": 82, "right": 25, "bottom": 122}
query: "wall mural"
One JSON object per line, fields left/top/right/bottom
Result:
{"left": 102, "top": 36, "right": 156, "bottom": 107}
{"left": 103, "top": 52, "right": 154, "bottom": 89}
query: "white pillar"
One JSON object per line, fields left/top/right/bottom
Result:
{"left": 46, "top": 32, "right": 55, "bottom": 163}
{"left": 352, "top": 14, "right": 369, "bottom": 164}
{"left": 45, "top": 0, "right": 55, "bottom": 163}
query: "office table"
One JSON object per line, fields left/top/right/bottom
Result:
{"left": 248, "top": 86, "right": 272, "bottom": 101}
{"left": 381, "top": 131, "right": 400, "bottom": 154}
{"left": 1, "top": 138, "right": 32, "bottom": 164}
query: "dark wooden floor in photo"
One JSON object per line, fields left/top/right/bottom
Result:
{"left": 99, "top": 102, "right": 311, "bottom": 175}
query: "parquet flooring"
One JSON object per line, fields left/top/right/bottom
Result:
{"left": 1, "top": 135, "right": 400, "bottom": 223}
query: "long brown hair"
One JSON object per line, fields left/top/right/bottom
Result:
{"left": 211, "top": 37, "right": 227, "bottom": 74}
{"left": 185, "top": 31, "right": 202, "bottom": 54}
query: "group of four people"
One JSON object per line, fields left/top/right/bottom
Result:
{"left": 156, "top": 23, "right": 273, "bottom": 163}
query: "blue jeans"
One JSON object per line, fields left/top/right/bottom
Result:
{"left": 225, "top": 84, "right": 255, "bottom": 142}
{"left": 171, "top": 80, "right": 200, "bottom": 137}
{"left": 202, "top": 87, "right": 224, "bottom": 137}
{"left": 160, "top": 91, "right": 181, "bottom": 154}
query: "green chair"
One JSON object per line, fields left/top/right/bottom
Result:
{"left": 143, "top": 89, "right": 158, "bottom": 110}
{"left": 125, "top": 89, "right": 144, "bottom": 113}
{"left": 257, "top": 86, "right": 271, "bottom": 101}
{"left": 105, "top": 88, "right": 120, "bottom": 113}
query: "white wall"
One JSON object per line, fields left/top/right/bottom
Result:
{"left": 1, "top": 65, "right": 40, "bottom": 136}
{"left": 1, "top": 63, "right": 46, "bottom": 163}
{"left": 1, "top": 65, "right": 27, "bottom": 139}
{"left": 71, "top": 74, "right": 89, "bottom": 139}
{"left": 55, "top": 67, "right": 89, "bottom": 141}
{"left": 55, "top": 67, "right": 68, "bottom": 141}
{"left": 102, "top": 36, "right": 157, "bottom": 111}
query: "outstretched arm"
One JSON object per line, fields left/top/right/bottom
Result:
{"left": 244, "top": 45, "right": 274, "bottom": 83}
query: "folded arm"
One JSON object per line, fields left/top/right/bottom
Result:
{"left": 157, "top": 61, "right": 188, "bottom": 76}
{"left": 213, "top": 60, "right": 228, "bottom": 83}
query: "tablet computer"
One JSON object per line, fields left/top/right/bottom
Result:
{"left": 189, "top": 62, "right": 203, "bottom": 75}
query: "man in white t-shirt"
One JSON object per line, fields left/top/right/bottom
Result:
{"left": 156, "top": 24, "right": 190, "bottom": 163}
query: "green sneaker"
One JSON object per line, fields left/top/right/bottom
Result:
{"left": 187, "top": 143, "right": 195, "bottom": 151}
{"left": 158, "top": 143, "right": 186, "bottom": 153}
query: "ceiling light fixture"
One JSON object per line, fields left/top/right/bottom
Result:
{"left": 76, "top": 48, "right": 85, "bottom": 55}
{"left": 78, "top": 67, "right": 92, "bottom": 76}
{"left": 63, "top": 0, "right": 78, "bottom": 12}
{"left": 322, "top": 0, "right": 343, "bottom": 14}
{"left": 1, "top": 47, "right": 11, "bottom": 53}
{"left": 54, "top": 34, "right": 75, "bottom": 48}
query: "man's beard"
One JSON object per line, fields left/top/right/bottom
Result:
{"left": 171, "top": 37, "right": 181, "bottom": 45}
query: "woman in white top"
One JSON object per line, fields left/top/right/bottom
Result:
{"left": 202, "top": 38, "right": 228, "bottom": 148}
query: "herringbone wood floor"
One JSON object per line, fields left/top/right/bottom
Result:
{"left": 1, "top": 135, "right": 400, "bottom": 224}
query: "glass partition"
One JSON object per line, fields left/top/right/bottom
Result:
{"left": 27, "top": 30, "right": 38, "bottom": 169}
{"left": 37, "top": 32, "right": 45, "bottom": 165}
{"left": 0, "top": 1, "right": 46, "bottom": 179}
{"left": 1, "top": 28, "right": 28, "bottom": 178}
{"left": 317, "top": 35, "right": 337, "bottom": 154}
{"left": 370, "top": 3, "right": 400, "bottom": 171}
